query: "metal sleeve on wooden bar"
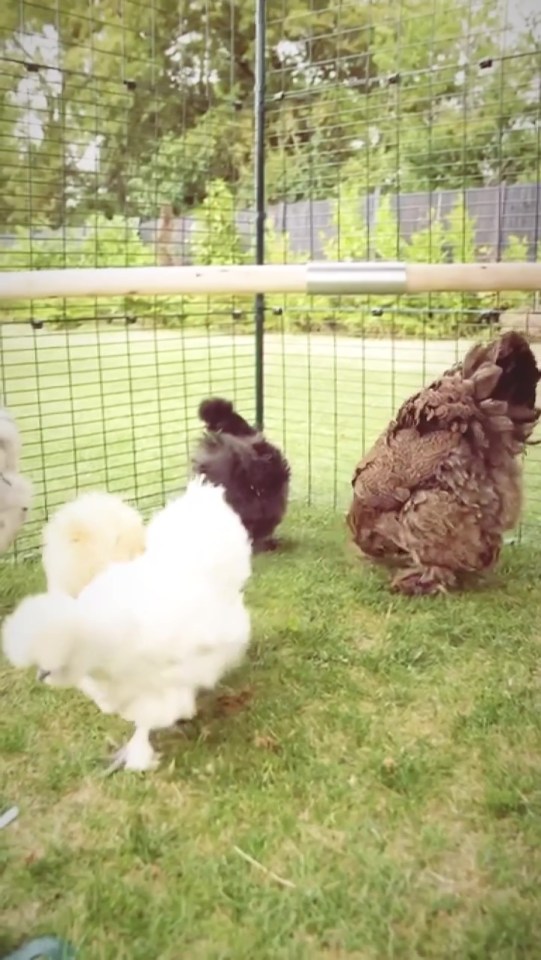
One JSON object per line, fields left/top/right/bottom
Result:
{"left": 306, "top": 261, "right": 407, "bottom": 295}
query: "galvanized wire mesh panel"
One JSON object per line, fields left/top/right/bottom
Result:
{"left": 0, "top": 0, "right": 257, "bottom": 555}
{"left": 1, "top": 0, "right": 541, "bottom": 559}
{"left": 263, "top": 0, "right": 541, "bottom": 538}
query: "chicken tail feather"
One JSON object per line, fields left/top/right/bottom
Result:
{"left": 2, "top": 591, "right": 82, "bottom": 675}
{"left": 198, "top": 397, "right": 256, "bottom": 438}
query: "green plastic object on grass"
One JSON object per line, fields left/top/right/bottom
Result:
{"left": 1, "top": 938, "right": 76, "bottom": 960}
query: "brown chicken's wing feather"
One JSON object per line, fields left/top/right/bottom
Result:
{"left": 351, "top": 427, "right": 462, "bottom": 508}
{"left": 390, "top": 488, "right": 502, "bottom": 595}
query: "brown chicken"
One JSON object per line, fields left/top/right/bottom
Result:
{"left": 347, "top": 332, "right": 540, "bottom": 595}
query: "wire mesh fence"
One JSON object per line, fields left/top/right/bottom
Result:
{"left": 1, "top": 0, "right": 541, "bottom": 557}
{"left": 262, "top": 0, "right": 541, "bottom": 535}
{"left": 0, "top": 0, "right": 258, "bottom": 554}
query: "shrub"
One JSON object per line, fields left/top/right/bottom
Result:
{"left": 176, "top": 180, "right": 252, "bottom": 330}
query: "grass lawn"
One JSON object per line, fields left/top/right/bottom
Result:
{"left": 1, "top": 508, "right": 541, "bottom": 958}
{"left": 1, "top": 322, "right": 541, "bottom": 957}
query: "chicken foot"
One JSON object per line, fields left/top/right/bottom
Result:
{"left": 252, "top": 536, "right": 279, "bottom": 554}
{"left": 104, "top": 726, "right": 158, "bottom": 775}
{"left": 391, "top": 564, "right": 457, "bottom": 597}
{"left": 103, "top": 689, "right": 198, "bottom": 774}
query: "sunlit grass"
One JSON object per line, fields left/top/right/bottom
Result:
{"left": 1, "top": 508, "right": 541, "bottom": 958}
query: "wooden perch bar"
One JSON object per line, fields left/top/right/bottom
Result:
{"left": 0, "top": 261, "right": 540, "bottom": 302}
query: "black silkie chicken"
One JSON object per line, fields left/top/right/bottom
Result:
{"left": 192, "top": 397, "right": 291, "bottom": 551}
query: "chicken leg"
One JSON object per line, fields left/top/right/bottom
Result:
{"left": 105, "top": 726, "right": 158, "bottom": 774}
{"left": 103, "top": 687, "right": 198, "bottom": 774}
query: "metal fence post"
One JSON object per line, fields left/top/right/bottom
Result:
{"left": 254, "top": 0, "right": 266, "bottom": 430}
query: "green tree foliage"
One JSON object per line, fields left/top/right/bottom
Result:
{"left": 1, "top": 0, "right": 539, "bottom": 226}
{"left": 191, "top": 180, "right": 245, "bottom": 266}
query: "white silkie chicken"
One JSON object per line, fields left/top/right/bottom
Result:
{"left": 2, "top": 478, "right": 253, "bottom": 772}
{"left": 0, "top": 408, "right": 32, "bottom": 554}
{"left": 42, "top": 490, "right": 146, "bottom": 597}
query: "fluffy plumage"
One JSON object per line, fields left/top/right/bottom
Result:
{"left": 2, "top": 478, "right": 252, "bottom": 772}
{"left": 192, "top": 397, "right": 291, "bottom": 550}
{"left": 347, "top": 332, "right": 541, "bottom": 595}
{"left": 0, "top": 408, "right": 32, "bottom": 554}
{"left": 42, "top": 491, "right": 146, "bottom": 597}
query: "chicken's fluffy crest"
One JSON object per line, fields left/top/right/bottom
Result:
{"left": 146, "top": 477, "right": 252, "bottom": 586}
{"left": 42, "top": 490, "right": 146, "bottom": 596}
